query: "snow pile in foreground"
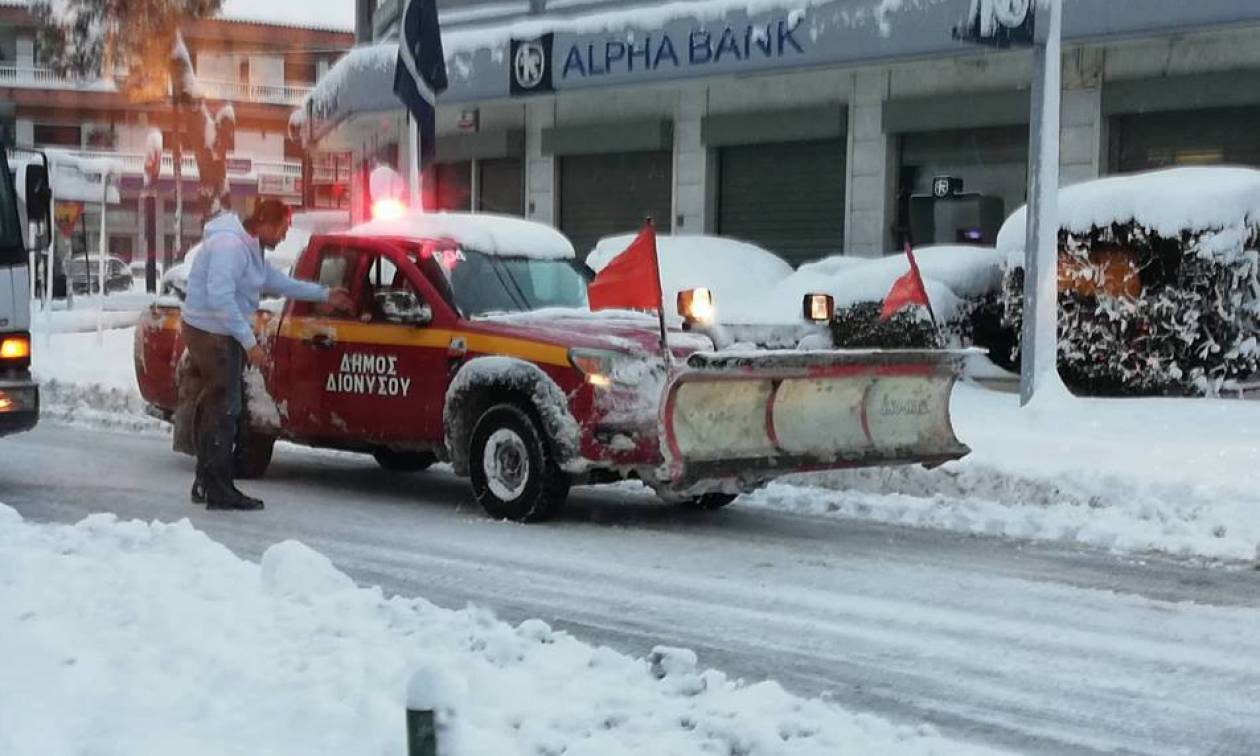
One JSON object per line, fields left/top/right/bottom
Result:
{"left": 0, "top": 507, "right": 1000, "bottom": 756}
{"left": 745, "top": 383, "right": 1260, "bottom": 562}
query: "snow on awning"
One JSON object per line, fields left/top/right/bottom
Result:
{"left": 997, "top": 167, "right": 1260, "bottom": 254}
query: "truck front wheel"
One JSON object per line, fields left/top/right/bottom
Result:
{"left": 469, "top": 403, "right": 570, "bottom": 522}
{"left": 676, "top": 493, "right": 738, "bottom": 511}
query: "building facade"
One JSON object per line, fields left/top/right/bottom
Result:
{"left": 307, "top": 0, "right": 1260, "bottom": 264}
{"left": 1, "top": 3, "right": 352, "bottom": 265}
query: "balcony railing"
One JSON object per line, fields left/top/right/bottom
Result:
{"left": 0, "top": 65, "right": 312, "bottom": 105}
{"left": 70, "top": 150, "right": 302, "bottom": 180}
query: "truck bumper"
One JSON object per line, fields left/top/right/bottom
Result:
{"left": 0, "top": 380, "right": 39, "bottom": 437}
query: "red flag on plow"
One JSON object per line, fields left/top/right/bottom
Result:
{"left": 587, "top": 221, "right": 664, "bottom": 313}
{"left": 880, "top": 242, "right": 934, "bottom": 322}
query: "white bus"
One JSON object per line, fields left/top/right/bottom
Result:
{"left": 0, "top": 149, "right": 42, "bottom": 436}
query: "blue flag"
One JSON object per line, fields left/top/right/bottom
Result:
{"left": 393, "top": 0, "right": 449, "bottom": 171}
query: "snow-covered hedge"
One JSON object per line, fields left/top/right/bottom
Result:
{"left": 999, "top": 168, "right": 1260, "bottom": 396}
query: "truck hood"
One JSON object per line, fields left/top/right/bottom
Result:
{"left": 468, "top": 308, "right": 713, "bottom": 358}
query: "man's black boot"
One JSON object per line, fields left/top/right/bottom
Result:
{"left": 191, "top": 478, "right": 207, "bottom": 505}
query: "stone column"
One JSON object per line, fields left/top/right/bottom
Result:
{"left": 673, "top": 84, "right": 708, "bottom": 235}
{"left": 1060, "top": 49, "right": 1105, "bottom": 185}
{"left": 845, "top": 69, "right": 892, "bottom": 258}
{"left": 525, "top": 100, "right": 557, "bottom": 225}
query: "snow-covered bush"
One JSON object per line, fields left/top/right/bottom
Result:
{"left": 999, "top": 168, "right": 1260, "bottom": 396}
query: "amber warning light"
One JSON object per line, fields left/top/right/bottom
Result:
{"left": 0, "top": 334, "right": 31, "bottom": 361}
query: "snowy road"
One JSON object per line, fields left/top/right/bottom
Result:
{"left": 4, "top": 424, "right": 1259, "bottom": 756}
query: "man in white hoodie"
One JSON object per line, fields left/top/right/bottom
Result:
{"left": 178, "top": 200, "right": 351, "bottom": 510}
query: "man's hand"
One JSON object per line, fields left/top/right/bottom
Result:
{"left": 327, "top": 287, "right": 354, "bottom": 313}
{"left": 247, "top": 345, "right": 266, "bottom": 368}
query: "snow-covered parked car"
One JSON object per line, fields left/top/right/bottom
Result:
{"left": 136, "top": 213, "right": 971, "bottom": 522}
{"left": 592, "top": 233, "right": 1012, "bottom": 361}
{"left": 999, "top": 167, "right": 1260, "bottom": 396}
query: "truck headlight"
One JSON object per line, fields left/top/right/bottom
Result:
{"left": 802, "top": 293, "right": 835, "bottom": 323}
{"left": 569, "top": 348, "right": 641, "bottom": 389}
{"left": 677, "top": 288, "right": 714, "bottom": 325}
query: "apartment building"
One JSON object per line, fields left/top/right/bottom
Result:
{"left": 1, "top": 2, "right": 352, "bottom": 264}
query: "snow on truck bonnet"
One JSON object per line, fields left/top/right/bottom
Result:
{"left": 997, "top": 167, "right": 1260, "bottom": 257}
{"left": 349, "top": 212, "right": 576, "bottom": 260}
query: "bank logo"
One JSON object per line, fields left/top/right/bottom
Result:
{"left": 510, "top": 34, "right": 554, "bottom": 95}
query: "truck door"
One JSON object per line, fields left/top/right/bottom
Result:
{"left": 275, "top": 240, "right": 452, "bottom": 445}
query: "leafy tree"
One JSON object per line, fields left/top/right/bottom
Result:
{"left": 30, "top": 0, "right": 222, "bottom": 83}
{"left": 31, "top": 0, "right": 236, "bottom": 228}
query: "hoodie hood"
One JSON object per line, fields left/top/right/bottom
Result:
{"left": 203, "top": 213, "right": 256, "bottom": 248}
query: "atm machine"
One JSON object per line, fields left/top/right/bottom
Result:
{"left": 909, "top": 176, "right": 1005, "bottom": 246}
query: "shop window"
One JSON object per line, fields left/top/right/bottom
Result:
{"left": 109, "top": 235, "right": 134, "bottom": 261}
{"left": 1109, "top": 105, "right": 1260, "bottom": 174}
{"left": 33, "top": 124, "right": 81, "bottom": 148}
{"left": 895, "top": 125, "right": 1028, "bottom": 248}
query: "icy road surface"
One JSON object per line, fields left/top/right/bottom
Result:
{"left": 3, "top": 424, "right": 1259, "bottom": 756}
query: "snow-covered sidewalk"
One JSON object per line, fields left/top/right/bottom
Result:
{"left": 29, "top": 327, "right": 1260, "bottom": 562}
{"left": 749, "top": 384, "right": 1260, "bottom": 562}
{"left": 0, "top": 506, "right": 1002, "bottom": 756}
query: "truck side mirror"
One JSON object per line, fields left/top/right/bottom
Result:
{"left": 375, "top": 290, "right": 432, "bottom": 326}
{"left": 24, "top": 163, "right": 51, "bottom": 229}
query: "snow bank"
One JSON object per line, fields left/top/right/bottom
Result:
{"left": 997, "top": 167, "right": 1260, "bottom": 257}
{"left": 349, "top": 212, "right": 575, "bottom": 260}
{"left": 590, "top": 233, "right": 795, "bottom": 323}
{"left": 744, "top": 383, "right": 1260, "bottom": 562}
{"left": 0, "top": 509, "right": 1003, "bottom": 756}
{"left": 592, "top": 235, "right": 1001, "bottom": 325}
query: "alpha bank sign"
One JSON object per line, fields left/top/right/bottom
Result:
{"left": 509, "top": 12, "right": 809, "bottom": 95}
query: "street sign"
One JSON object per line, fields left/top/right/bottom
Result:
{"left": 53, "top": 201, "right": 84, "bottom": 238}
{"left": 954, "top": 0, "right": 1035, "bottom": 48}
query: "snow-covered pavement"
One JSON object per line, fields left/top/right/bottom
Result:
{"left": 3, "top": 424, "right": 1259, "bottom": 756}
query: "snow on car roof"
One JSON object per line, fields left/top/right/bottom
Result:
{"left": 347, "top": 212, "right": 576, "bottom": 260}
{"left": 997, "top": 167, "right": 1260, "bottom": 253}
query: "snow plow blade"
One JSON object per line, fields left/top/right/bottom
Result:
{"left": 661, "top": 350, "right": 970, "bottom": 489}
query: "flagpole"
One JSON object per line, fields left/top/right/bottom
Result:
{"left": 646, "top": 217, "right": 672, "bottom": 366}
{"left": 408, "top": 113, "right": 421, "bottom": 210}
{"left": 906, "top": 242, "right": 938, "bottom": 328}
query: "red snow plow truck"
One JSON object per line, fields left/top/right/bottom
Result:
{"left": 135, "top": 212, "right": 969, "bottom": 521}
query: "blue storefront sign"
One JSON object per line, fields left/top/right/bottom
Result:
{"left": 557, "top": 17, "right": 806, "bottom": 81}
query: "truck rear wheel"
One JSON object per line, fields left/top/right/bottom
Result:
{"left": 234, "top": 426, "right": 275, "bottom": 480}
{"left": 469, "top": 403, "right": 570, "bottom": 522}
{"left": 373, "top": 449, "right": 435, "bottom": 472}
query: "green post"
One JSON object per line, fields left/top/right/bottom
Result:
{"left": 406, "top": 708, "right": 438, "bottom": 756}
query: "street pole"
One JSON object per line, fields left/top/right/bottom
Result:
{"left": 1019, "top": 0, "right": 1062, "bottom": 406}
{"left": 97, "top": 167, "right": 110, "bottom": 344}
{"left": 172, "top": 127, "right": 183, "bottom": 268}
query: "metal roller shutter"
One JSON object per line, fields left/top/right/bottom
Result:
{"left": 477, "top": 157, "right": 524, "bottom": 216}
{"left": 717, "top": 139, "right": 846, "bottom": 266}
{"left": 559, "top": 151, "right": 672, "bottom": 260}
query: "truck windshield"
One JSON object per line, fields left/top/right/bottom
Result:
{"left": 0, "top": 157, "right": 23, "bottom": 266}
{"left": 431, "top": 248, "right": 590, "bottom": 318}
